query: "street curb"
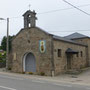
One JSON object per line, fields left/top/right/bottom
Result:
{"left": 0, "top": 71, "right": 90, "bottom": 86}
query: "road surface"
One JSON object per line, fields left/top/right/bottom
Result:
{"left": 0, "top": 72, "right": 89, "bottom": 90}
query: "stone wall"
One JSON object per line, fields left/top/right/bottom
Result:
{"left": 73, "top": 38, "right": 90, "bottom": 66}
{"left": 0, "top": 62, "right": 6, "bottom": 68}
{"left": 9, "top": 27, "right": 53, "bottom": 76}
{"left": 9, "top": 27, "right": 89, "bottom": 76}
{"left": 53, "top": 39, "right": 87, "bottom": 75}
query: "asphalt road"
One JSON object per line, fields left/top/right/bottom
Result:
{"left": 0, "top": 73, "right": 89, "bottom": 90}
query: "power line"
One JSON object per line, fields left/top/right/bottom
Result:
{"left": 8, "top": 3, "right": 90, "bottom": 19}
{"left": 38, "top": 4, "right": 90, "bottom": 14}
{"left": 62, "top": 0, "right": 90, "bottom": 16}
{"left": 48, "top": 29, "right": 90, "bottom": 32}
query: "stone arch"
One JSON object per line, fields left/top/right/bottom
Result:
{"left": 23, "top": 52, "right": 36, "bottom": 72}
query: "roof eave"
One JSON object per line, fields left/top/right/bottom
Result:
{"left": 53, "top": 37, "right": 87, "bottom": 47}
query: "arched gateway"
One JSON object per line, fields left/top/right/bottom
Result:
{"left": 23, "top": 53, "right": 36, "bottom": 72}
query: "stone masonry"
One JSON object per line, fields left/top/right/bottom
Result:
{"left": 8, "top": 10, "right": 90, "bottom": 76}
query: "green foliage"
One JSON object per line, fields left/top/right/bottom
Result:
{"left": 40, "top": 72, "right": 45, "bottom": 76}
{"left": 0, "top": 52, "right": 6, "bottom": 63}
{"left": 1, "top": 35, "right": 14, "bottom": 51}
{"left": 28, "top": 72, "right": 33, "bottom": 75}
{"left": 0, "top": 46, "right": 1, "bottom": 49}
{"left": 22, "top": 72, "right": 25, "bottom": 74}
{"left": 1, "top": 36, "right": 7, "bottom": 51}
{"left": 8, "top": 67, "right": 11, "bottom": 70}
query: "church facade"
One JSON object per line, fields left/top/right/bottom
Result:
{"left": 8, "top": 10, "right": 90, "bottom": 76}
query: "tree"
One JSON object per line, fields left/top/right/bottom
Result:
{"left": 1, "top": 36, "right": 7, "bottom": 51}
{"left": 0, "top": 46, "right": 1, "bottom": 49}
{"left": 1, "top": 36, "right": 14, "bottom": 51}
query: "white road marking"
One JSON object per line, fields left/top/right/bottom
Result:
{"left": 32, "top": 80, "right": 46, "bottom": 83}
{"left": 53, "top": 83, "right": 72, "bottom": 87}
{"left": 0, "top": 75, "right": 24, "bottom": 80}
{"left": 0, "top": 85, "right": 16, "bottom": 90}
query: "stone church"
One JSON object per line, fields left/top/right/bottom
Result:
{"left": 9, "top": 10, "right": 90, "bottom": 76}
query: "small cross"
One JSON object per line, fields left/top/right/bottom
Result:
{"left": 29, "top": 4, "right": 31, "bottom": 10}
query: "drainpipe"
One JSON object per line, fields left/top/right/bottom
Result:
{"left": 51, "top": 35, "right": 55, "bottom": 77}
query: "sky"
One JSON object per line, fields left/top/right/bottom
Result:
{"left": 0, "top": 0, "right": 90, "bottom": 43}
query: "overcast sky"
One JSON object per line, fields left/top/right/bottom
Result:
{"left": 0, "top": 0, "right": 90, "bottom": 43}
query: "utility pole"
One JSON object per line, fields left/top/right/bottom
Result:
{"left": 6, "top": 18, "right": 9, "bottom": 70}
{"left": 0, "top": 18, "right": 9, "bottom": 70}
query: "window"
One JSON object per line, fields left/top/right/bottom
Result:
{"left": 76, "top": 52, "right": 79, "bottom": 57}
{"left": 81, "top": 51, "right": 83, "bottom": 57}
{"left": 58, "top": 49, "right": 61, "bottom": 57}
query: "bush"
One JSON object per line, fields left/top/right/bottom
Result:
{"left": 8, "top": 67, "right": 11, "bottom": 70}
{"left": 0, "top": 52, "right": 6, "bottom": 63}
{"left": 40, "top": 72, "right": 45, "bottom": 76}
{"left": 0, "top": 52, "right": 6, "bottom": 68}
{"left": 28, "top": 72, "right": 33, "bottom": 75}
{"left": 22, "top": 72, "right": 25, "bottom": 74}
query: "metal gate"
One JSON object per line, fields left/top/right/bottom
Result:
{"left": 25, "top": 53, "right": 36, "bottom": 72}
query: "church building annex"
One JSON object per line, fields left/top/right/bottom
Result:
{"left": 8, "top": 10, "right": 90, "bottom": 76}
